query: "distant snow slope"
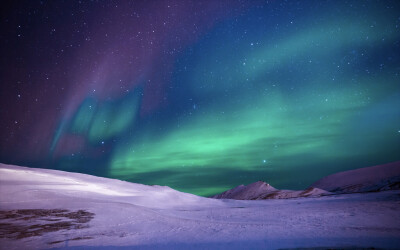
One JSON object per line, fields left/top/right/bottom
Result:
{"left": 212, "top": 181, "right": 330, "bottom": 200}
{"left": 1, "top": 163, "right": 400, "bottom": 249}
{"left": 311, "top": 161, "right": 400, "bottom": 193}
{"left": 213, "top": 161, "right": 400, "bottom": 200}
{"left": 212, "top": 181, "right": 276, "bottom": 200}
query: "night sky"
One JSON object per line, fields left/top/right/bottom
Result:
{"left": 1, "top": 0, "right": 399, "bottom": 196}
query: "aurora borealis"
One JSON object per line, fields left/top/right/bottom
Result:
{"left": 1, "top": 1, "right": 399, "bottom": 196}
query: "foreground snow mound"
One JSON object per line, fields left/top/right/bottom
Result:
{"left": 212, "top": 181, "right": 330, "bottom": 200}
{"left": 0, "top": 163, "right": 221, "bottom": 209}
{"left": 311, "top": 161, "right": 400, "bottom": 193}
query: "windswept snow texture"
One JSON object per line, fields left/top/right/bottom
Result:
{"left": 311, "top": 161, "right": 400, "bottom": 194}
{"left": 1, "top": 163, "right": 400, "bottom": 249}
{"left": 212, "top": 181, "right": 330, "bottom": 200}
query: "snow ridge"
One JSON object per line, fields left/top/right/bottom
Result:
{"left": 213, "top": 161, "right": 400, "bottom": 200}
{"left": 310, "top": 161, "right": 400, "bottom": 193}
{"left": 212, "top": 181, "right": 330, "bottom": 200}
{"left": 212, "top": 181, "right": 277, "bottom": 200}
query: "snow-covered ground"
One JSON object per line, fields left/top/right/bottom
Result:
{"left": 1, "top": 163, "right": 400, "bottom": 249}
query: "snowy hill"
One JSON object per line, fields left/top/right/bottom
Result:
{"left": 0, "top": 163, "right": 218, "bottom": 210}
{"left": 212, "top": 181, "right": 330, "bottom": 200}
{"left": 213, "top": 161, "right": 400, "bottom": 200}
{"left": 212, "top": 181, "right": 277, "bottom": 199}
{"left": 1, "top": 163, "right": 400, "bottom": 249}
{"left": 310, "top": 161, "right": 400, "bottom": 193}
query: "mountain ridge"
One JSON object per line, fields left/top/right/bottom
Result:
{"left": 212, "top": 161, "right": 400, "bottom": 200}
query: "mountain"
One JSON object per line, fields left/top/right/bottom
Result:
{"left": 212, "top": 161, "right": 400, "bottom": 200}
{"left": 212, "top": 181, "right": 277, "bottom": 200}
{"left": 310, "top": 161, "right": 400, "bottom": 193}
{"left": 212, "top": 181, "right": 330, "bottom": 200}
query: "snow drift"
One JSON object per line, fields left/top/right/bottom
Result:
{"left": 310, "top": 161, "right": 400, "bottom": 193}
